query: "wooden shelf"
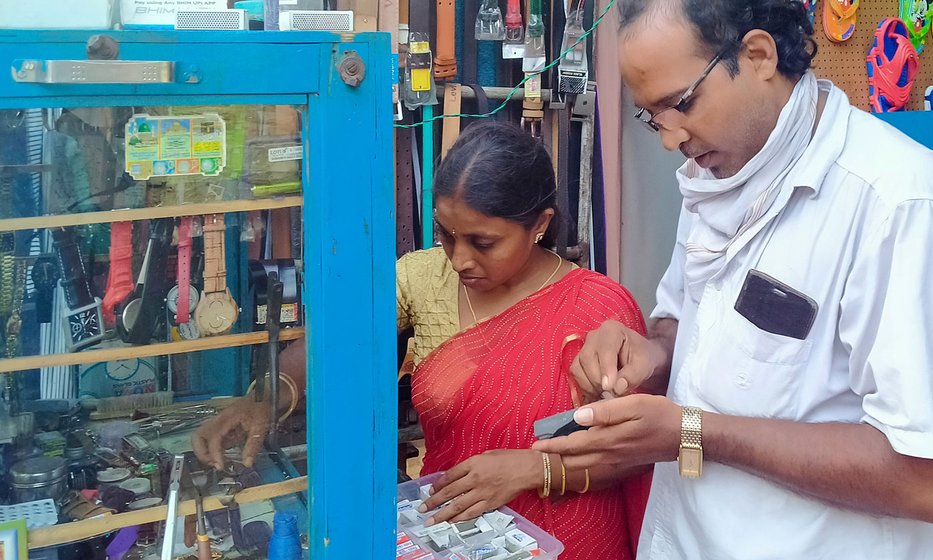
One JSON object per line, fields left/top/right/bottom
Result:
{"left": 0, "top": 196, "right": 303, "bottom": 233}
{"left": 29, "top": 476, "right": 308, "bottom": 549}
{"left": 0, "top": 327, "right": 305, "bottom": 373}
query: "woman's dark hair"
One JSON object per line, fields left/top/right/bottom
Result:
{"left": 433, "top": 121, "right": 560, "bottom": 247}
{"left": 618, "top": 0, "right": 816, "bottom": 79}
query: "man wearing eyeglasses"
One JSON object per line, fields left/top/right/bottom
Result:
{"left": 534, "top": 0, "right": 933, "bottom": 558}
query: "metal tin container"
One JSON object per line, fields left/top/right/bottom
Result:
{"left": 10, "top": 456, "right": 69, "bottom": 504}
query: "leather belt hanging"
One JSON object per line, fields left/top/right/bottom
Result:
{"left": 441, "top": 83, "right": 462, "bottom": 159}
{"left": 434, "top": 0, "right": 458, "bottom": 79}
{"left": 462, "top": 0, "right": 479, "bottom": 83}
{"left": 395, "top": 128, "right": 416, "bottom": 257}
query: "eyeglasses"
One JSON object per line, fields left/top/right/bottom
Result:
{"left": 633, "top": 47, "right": 728, "bottom": 133}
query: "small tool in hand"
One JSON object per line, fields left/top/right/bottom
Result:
{"left": 533, "top": 409, "right": 589, "bottom": 440}
{"left": 265, "top": 271, "right": 284, "bottom": 447}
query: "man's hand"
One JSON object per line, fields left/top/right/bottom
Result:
{"left": 192, "top": 398, "right": 271, "bottom": 470}
{"left": 571, "top": 320, "right": 670, "bottom": 401}
{"left": 418, "top": 450, "right": 541, "bottom": 525}
{"left": 533, "top": 394, "right": 681, "bottom": 471}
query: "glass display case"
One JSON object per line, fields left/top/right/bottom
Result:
{"left": 0, "top": 30, "right": 395, "bottom": 558}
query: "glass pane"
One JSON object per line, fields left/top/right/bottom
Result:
{"left": 0, "top": 105, "right": 306, "bottom": 524}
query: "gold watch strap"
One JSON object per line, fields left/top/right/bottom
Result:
{"left": 679, "top": 406, "right": 703, "bottom": 478}
{"left": 201, "top": 214, "right": 227, "bottom": 294}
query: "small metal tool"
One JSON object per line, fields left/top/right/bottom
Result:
{"left": 265, "top": 272, "right": 284, "bottom": 448}
{"left": 160, "top": 454, "right": 185, "bottom": 560}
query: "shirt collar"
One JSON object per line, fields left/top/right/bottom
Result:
{"left": 785, "top": 79, "right": 850, "bottom": 197}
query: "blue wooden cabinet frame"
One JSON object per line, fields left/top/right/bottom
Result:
{"left": 0, "top": 30, "right": 396, "bottom": 557}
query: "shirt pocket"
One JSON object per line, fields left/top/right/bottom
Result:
{"left": 692, "top": 309, "right": 813, "bottom": 418}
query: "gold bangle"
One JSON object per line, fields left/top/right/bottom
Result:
{"left": 246, "top": 373, "right": 299, "bottom": 423}
{"left": 577, "top": 468, "right": 590, "bottom": 494}
{"left": 538, "top": 452, "right": 551, "bottom": 498}
{"left": 559, "top": 457, "right": 567, "bottom": 497}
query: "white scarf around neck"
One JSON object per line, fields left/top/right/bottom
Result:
{"left": 679, "top": 71, "right": 818, "bottom": 302}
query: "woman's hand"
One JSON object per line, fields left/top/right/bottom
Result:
{"left": 192, "top": 396, "right": 272, "bottom": 470}
{"left": 418, "top": 449, "right": 542, "bottom": 525}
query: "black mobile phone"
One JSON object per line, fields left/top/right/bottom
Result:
{"left": 734, "top": 269, "right": 818, "bottom": 341}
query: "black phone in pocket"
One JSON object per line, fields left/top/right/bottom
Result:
{"left": 734, "top": 270, "right": 818, "bottom": 340}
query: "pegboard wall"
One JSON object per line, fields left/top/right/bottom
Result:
{"left": 812, "top": 0, "right": 933, "bottom": 111}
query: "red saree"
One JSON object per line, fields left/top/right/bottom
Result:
{"left": 412, "top": 269, "right": 651, "bottom": 560}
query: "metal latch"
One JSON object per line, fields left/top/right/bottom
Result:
{"left": 12, "top": 59, "right": 175, "bottom": 84}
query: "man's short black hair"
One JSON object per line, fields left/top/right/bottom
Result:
{"left": 618, "top": 0, "right": 817, "bottom": 79}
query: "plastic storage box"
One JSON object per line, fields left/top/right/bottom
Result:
{"left": 0, "top": 0, "right": 113, "bottom": 29}
{"left": 397, "top": 473, "right": 564, "bottom": 559}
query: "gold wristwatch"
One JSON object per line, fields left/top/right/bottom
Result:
{"left": 679, "top": 406, "right": 703, "bottom": 478}
{"left": 194, "top": 214, "right": 239, "bottom": 336}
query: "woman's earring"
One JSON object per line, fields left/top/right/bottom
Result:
{"left": 535, "top": 233, "right": 544, "bottom": 244}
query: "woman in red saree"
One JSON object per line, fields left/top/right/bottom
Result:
{"left": 409, "top": 121, "right": 652, "bottom": 560}
{"left": 413, "top": 268, "right": 652, "bottom": 560}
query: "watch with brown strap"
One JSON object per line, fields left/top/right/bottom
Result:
{"left": 434, "top": 0, "right": 457, "bottom": 80}
{"left": 194, "top": 214, "right": 238, "bottom": 336}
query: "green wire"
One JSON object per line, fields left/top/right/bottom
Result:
{"left": 394, "top": 0, "right": 617, "bottom": 129}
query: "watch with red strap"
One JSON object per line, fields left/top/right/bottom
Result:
{"left": 102, "top": 222, "right": 135, "bottom": 326}
{"left": 166, "top": 217, "right": 198, "bottom": 325}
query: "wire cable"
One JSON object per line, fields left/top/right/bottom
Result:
{"left": 394, "top": 0, "right": 616, "bottom": 129}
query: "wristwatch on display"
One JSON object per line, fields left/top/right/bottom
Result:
{"left": 101, "top": 221, "right": 135, "bottom": 326}
{"left": 194, "top": 214, "right": 238, "bottom": 336}
{"left": 116, "top": 219, "right": 173, "bottom": 345}
{"left": 51, "top": 227, "right": 105, "bottom": 351}
{"left": 679, "top": 406, "right": 704, "bottom": 478}
{"left": 166, "top": 216, "right": 199, "bottom": 326}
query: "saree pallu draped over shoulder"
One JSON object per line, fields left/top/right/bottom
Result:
{"left": 413, "top": 268, "right": 652, "bottom": 560}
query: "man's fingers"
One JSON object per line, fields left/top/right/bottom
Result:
{"left": 573, "top": 396, "right": 636, "bottom": 427}
{"left": 191, "top": 430, "right": 211, "bottom": 465}
{"left": 532, "top": 428, "right": 593, "bottom": 455}
{"left": 208, "top": 415, "right": 242, "bottom": 470}
{"left": 241, "top": 423, "right": 268, "bottom": 468}
{"left": 569, "top": 355, "right": 599, "bottom": 398}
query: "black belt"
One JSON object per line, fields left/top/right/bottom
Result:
{"left": 395, "top": 128, "right": 416, "bottom": 257}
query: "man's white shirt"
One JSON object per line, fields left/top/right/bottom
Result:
{"left": 640, "top": 81, "right": 933, "bottom": 560}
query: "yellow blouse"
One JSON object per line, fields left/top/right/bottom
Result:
{"left": 396, "top": 248, "right": 460, "bottom": 364}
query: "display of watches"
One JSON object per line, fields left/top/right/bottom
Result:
{"left": 194, "top": 214, "right": 238, "bottom": 336}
